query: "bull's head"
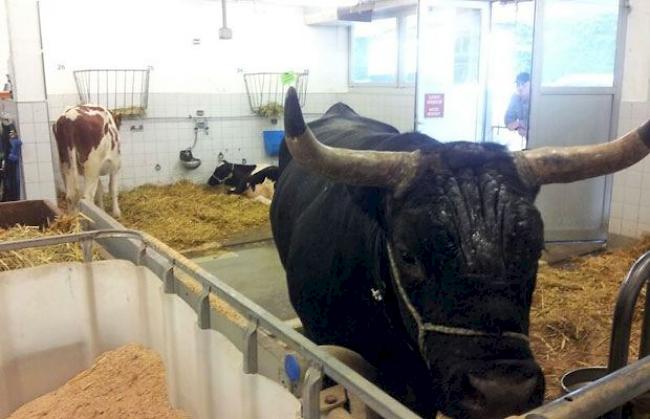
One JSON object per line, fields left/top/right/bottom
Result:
{"left": 283, "top": 87, "right": 650, "bottom": 418}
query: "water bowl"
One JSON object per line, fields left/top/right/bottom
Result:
{"left": 561, "top": 366, "right": 608, "bottom": 394}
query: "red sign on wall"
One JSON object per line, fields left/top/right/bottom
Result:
{"left": 424, "top": 93, "right": 444, "bottom": 118}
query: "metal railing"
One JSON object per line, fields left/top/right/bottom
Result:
{"left": 0, "top": 224, "right": 418, "bottom": 419}
{"left": 509, "top": 355, "right": 650, "bottom": 419}
{"left": 511, "top": 251, "right": 650, "bottom": 419}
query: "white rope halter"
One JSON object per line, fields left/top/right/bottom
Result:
{"left": 385, "top": 243, "right": 530, "bottom": 357}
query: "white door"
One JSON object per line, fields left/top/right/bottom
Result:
{"left": 416, "top": 0, "right": 489, "bottom": 143}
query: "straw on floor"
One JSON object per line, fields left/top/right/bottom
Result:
{"left": 114, "top": 180, "right": 270, "bottom": 250}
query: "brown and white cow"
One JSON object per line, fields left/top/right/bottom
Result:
{"left": 53, "top": 105, "right": 122, "bottom": 217}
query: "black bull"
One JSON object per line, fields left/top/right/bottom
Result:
{"left": 271, "top": 88, "right": 650, "bottom": 419}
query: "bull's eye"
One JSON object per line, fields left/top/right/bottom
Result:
{"left": 400, "top": 251, "right": 417, "bottom": 265}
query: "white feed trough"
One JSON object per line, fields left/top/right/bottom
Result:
{"left": 0, "top": 201, "right": 417, "bottom": 419}
{"left": 0, "top": 259, "right": 299, "bottom": 418}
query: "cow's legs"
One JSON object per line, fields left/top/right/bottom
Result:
{"left": 82, "top": 165, "right": 100, "bottom": 210}
{"left": 109, "top": 171, "right": 121, "bottom": 218}
{"left": 61, "top": 164, "right": 81, "bottom": 213}
{"left": 95, "top": 177, "right": 105, "bottom": 209}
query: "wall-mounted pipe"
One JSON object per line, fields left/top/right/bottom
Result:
{"left": 219, "top": 0, "right": 232, "bottom": 39}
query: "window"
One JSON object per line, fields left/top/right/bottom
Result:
{"left": 453, "top": 8, "right": 481, "bottom": 84}
{"left": 400, "top": 14, "right": 418, "bottom": 84}
{"left": 542, "top": 0, "right": 619, "bottom": 87}
{"left": 350, "top": 18, "right": 398, "bottom": 84}
{"left": 350, "top": 14, "right": 417, "bottom": 87}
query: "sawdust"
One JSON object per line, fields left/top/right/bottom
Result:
{"left": 8, "top": 344, "right": 188, "bottom": 419}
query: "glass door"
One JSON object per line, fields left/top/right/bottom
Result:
{"left": 485, "top": 1, "right": 535, "bottom": 151}
{"left": 528, "top": 0, "right": 625, "bottom": 243}
{"left": 415, "top": 0, "right": 489, "bottom": 143}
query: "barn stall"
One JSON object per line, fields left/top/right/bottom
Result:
{"left": 2, "top": 0, "right": 650, "bottom": 418}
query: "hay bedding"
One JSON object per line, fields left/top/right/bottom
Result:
{"left": 531, "top": 236, "right": 650, "bottom": 399}
{"left": 114, "top": 180, "right": 269, "bottom": 250}
{"left": 0, "top": 214, "right": 98, "bottom": 272}
{"left": 8, "top": 344, "right": 188, "bottom": 419}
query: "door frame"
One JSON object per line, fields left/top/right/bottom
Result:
{"left": 414, "top": 0, "right": 491, "bottom": 142}
{"left": 527, "top": 0, "right": 630, "bottom": 244}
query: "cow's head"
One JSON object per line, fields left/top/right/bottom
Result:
{"left": 208, "top": 160, "right": 235, "bottom": 186}
{"left": 283, "top": 87, "right": 650, "bottom": 418}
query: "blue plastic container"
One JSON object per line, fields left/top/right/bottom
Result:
{"left": 263, "top": 130, "right": 284, "bottom": 156}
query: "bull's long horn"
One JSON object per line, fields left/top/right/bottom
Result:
{"left": 515, "top": 120, "right": 650, "bottom": 186}
{"left": 283, "top": 87, "right": 421, "bottom": 195}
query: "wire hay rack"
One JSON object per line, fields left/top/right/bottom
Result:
{"left": 73, "top": 69, "right": 151, "bottom": 118}
{"left": 243, "top": 71, "right": 308, "bottom": 120}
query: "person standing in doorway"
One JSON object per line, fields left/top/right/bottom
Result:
{"left": 504, "top": 72, "right": 531, "bottom": 138}
{"left": 3, "top": 74, "right": 12, "bottom": 97}
{"left": 0, "top": 116, "right": 21, "bottom": 201}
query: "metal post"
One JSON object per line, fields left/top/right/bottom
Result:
{"left": 81, "top": 239, "right": 93, "bottom": 262}
{"left": 303, "top": 365, "right": 323, "bottom": 419}
{"left": 607, "top": 253, "right": 650, "bottom": 419}
{"left": 243, "top": 318, "right": 258, "bottom": 374}
{"left": 198, "top": 284, "right": 211, "bottom": 329}
{"left": 163, "top": 264, "right": 175, "bottom": 294}
{"left": 136, "top": 244, "right": 147, "bottom": 266}
{"left": 639, "top": 281, "right": 650, "bottom": 358}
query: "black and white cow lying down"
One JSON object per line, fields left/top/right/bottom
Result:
{"left": 207, "top": 160, "right": 279, "bottom": 205}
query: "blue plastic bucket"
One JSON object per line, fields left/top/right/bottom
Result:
{"left": 263, "top": 130, "right": 284, "bottom": 156}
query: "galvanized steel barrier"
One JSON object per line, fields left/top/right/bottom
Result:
{"left": 4, "top": 200, "right": 650, "bottom": 419}
{"left": 2, "top": 199, "right": 419, "bottom": 419}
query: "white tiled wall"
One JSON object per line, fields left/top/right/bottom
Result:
{"left": 17, "top": 101, "right": 57, "bottom": 200}
{"left": 0, "top": 0, "right": 9, "bottom": 79}
{"left": 4, "top": 0, "right": 58, "bottom": 201}
{"left": 341, "top": 88, "right": 416, "bottom": 133}
{"left": 609, "top": 100, "right": 650, "bottom": 238}
{"left": 609, "top": 0, "right": 650, "bottom": 238}
{"left": 45, "top": 90, "right": 414, "bottom": 191}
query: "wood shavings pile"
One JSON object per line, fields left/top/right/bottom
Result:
{"left": 115, "top": 180, "right": 270, "bottom": 250}
{"left": 8, "top": 344, "right": 188, "bottom": 419}
{"left": 531, "top": 236, "right": 650, "bottom": 399}
{"left": 0, "top": 214, "right": 98, "bottom": 271}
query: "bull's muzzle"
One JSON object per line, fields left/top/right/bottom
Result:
{"left": 445, "top": 359, "right": 544, "bottom": 419}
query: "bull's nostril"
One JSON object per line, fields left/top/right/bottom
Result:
{"left": 452, "top": 361, "right": 544, "bottom": 418}
{"left": 466, "top": 373, "right": 540, "bottom": 412}
{"left": 468, "top": 373, "right": 500, "bottom": 398}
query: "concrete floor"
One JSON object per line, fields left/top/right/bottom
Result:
{"left": 192, "top": 233, "right": 629, "bottom": 322}
{"left": 193, "top": 240, "right": 297, "bottom": 321}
